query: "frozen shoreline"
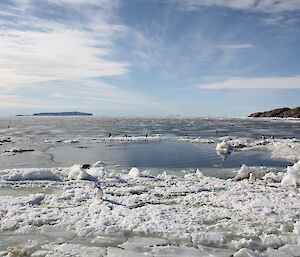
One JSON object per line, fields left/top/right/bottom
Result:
{"left": 0, "top": 163, "right": 299, "bottom": 257}
{"left": 0, "top": 117, "right": 300, "bottom": 256}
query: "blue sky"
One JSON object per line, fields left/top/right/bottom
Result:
{"left": 0, "top": 0, "right": 300, "bottom": 117}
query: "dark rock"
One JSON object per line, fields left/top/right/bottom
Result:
{"left": 249, "top": 107, "right": 300, "bottom": 118}
{"left": 82, "top": 164, "right": 91, "bottom": 169}
{"left": 0, "top": 138, "right": 12, "bottom": 143}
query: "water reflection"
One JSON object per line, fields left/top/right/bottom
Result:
{"left": 216, "top": 149, "right": 232, "bottom": 161}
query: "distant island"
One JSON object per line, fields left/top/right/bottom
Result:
{"left": 249, "top": 107, "right": 300, "bottom": 118}
{"left": 32, "top": 112, "right": 93, "bottom": 116}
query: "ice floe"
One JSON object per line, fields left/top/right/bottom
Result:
{"left": 281, "top": 160, "right": 300, "bottom": 187}
{"left": 0, "top": 162, "right": 299, "bottom": 256}
{"left": 220, "top": 137, "right": 300, "bottom": 162}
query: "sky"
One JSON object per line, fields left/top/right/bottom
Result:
{"left": 0, "top": 0, "right": 300, "bottom": 117}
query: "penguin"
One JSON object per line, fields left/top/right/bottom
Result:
{"left": 95, "top": 185, "right": 103, "bottom": 200}
{"left": 249, "top": 172, "right": 256, "bottom": 184}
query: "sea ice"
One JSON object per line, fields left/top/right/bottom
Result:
{"left": 1, "top": 168, "right": 61, "bottom": 181}
{"left": 68, "top": 164, "right": 94, "bottom": 181}
{"left": 234, "top": 165, "right": 258, "bottom": 180}
{"left": 0, "top": 161, "right": 300, "bottom": 256}
{"left": 128, "top": 167, "right": 142, "bottom": 178}
{"left": 216, "top": 140, "right": 232, "bottom": 154}
{"left": 281, "top": 160, "right": 300, "bottom": 187}
{"left": 233, "top": 248, "right": 263, "bottom": 257}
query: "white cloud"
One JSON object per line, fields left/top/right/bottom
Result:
{"left": 0, "top": 79, "right": 161, "bottom": 113}
{"left": 12, "top": 0, "right": 118, "bottom": 9}
{"left": 194, "top": 75, "right": 300, "bottom": 89}
{"left": 0, "top": 0, "right": 128, "bottom": 89}
{"left": 0, "top": 0, "right": 164, "bottom": 113}
{"left": 168, "top": 0, "right": 300, "bottom": 13}
{"left": 213, "top": 43, "right": 255, "bottom": 49}
{"left": 45, "top": 79, "right": 160, "bottom": 107}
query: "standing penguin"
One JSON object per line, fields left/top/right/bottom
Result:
{"left": 95, "top": 184, "right": 103, "bottom": 200}
{"left": 249, "top": 172, "right": 256, "bottom": 184}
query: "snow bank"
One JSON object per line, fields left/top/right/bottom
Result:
{"left": 0, "top": 168, "right": 62, "bottom": 181}
{"left": 281, "top": 160, "right": 300, "bottom": 187}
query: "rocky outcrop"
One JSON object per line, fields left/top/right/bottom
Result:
{"left": 249, "top": 107, "right": 300, "bottom": 118}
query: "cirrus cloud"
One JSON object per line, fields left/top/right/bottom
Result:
{"left": 0, "top": 0, "right": 129, "bottom": 89}
{"left": 168, "top": 0, "right": 300, "bottom": 13}
{"left": 194, "top": 75, "right": 300, "bottom": 89}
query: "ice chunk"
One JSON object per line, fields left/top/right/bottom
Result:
{"left": 39, "top": 243, "right": 106, "bottom": 257}
{"left": 63, "top": 139, "right": 79, "bottom": 143}
{"left": 119, "top": 236, "right": 168, "bottom": 250}
{"left": 5, "top": 148, "right": 34, "bottom": 153}
{"left": 263, "top": 172, "right": 284, "bottom": 183}
{"left": 1, "top": 168, "right": 61, "bottom": 181}
{"left": 128, "top": 167, "right": 141, "bottom": 178}
{"left": 196, "top": 168, "right": 204, "bottom": 178}
{"left": 191, "top": 232, "right": 224, "bottom": 246}
{"left": 68, "top": 164, "right": 94, "bottom": 181}
{"left": 216, "top": 140, "right": 232, "bottom": 153}
{"left": 88, "top": 167, "right": 107, "bottom": 177}
{"left": 6, "top": 246, "right": 28, "bottom": 257}
{"left": 233, "top": 248, "right": 263, "bottom": 257}
{"left": 234, "top": 165, "right": 257, "bottom": 181}
{"left": 272, "top": 244, "right": 300, "bottom": 257}
{"left": 27, "top": 193, "right": 45, "bottom": 205}
{"left": 281, "top": 160, "right": 300, "bottom": 187}
{"left": 93, "top": 161, "right": 106, "bottom": 167}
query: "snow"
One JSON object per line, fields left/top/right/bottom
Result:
{"left": 234, "top": 165, "right": 259, "bottom": 180}
{"left": 263, "top": 172, "right": 284, "bottom": 183}
{"left": 0, "top": 162, "right": 300, "bottom": 256}
{"left": 222, "top": 137, "right": 300, "bottom": 162}
{"left": 281, "top": 160, "right": 300, "bottom": 187}
{"left": 233, "top": 248, "right": 263, "bottom": 257}
{"left": 63, "top": 139, "right": 79, "bottom": 143}
{"left": 0, "top": 168, "right": 62, "bottom": 181}
{"left": 216, "top": 140, "right": 232, "bottom": 154}
{"left": 128, "top": 167, "right": 141, "bottom": 178}
{"left": 191, "top": 232, "right": 224, "bottom": 246}
{"left": 93, "top": 160, "right": 106, "bottom": 167}
{"left": 102, "top": 135, "right": 166, "bottom": 143}
{"left": 67, "top": 164, "right": 95, "bottom": 181}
